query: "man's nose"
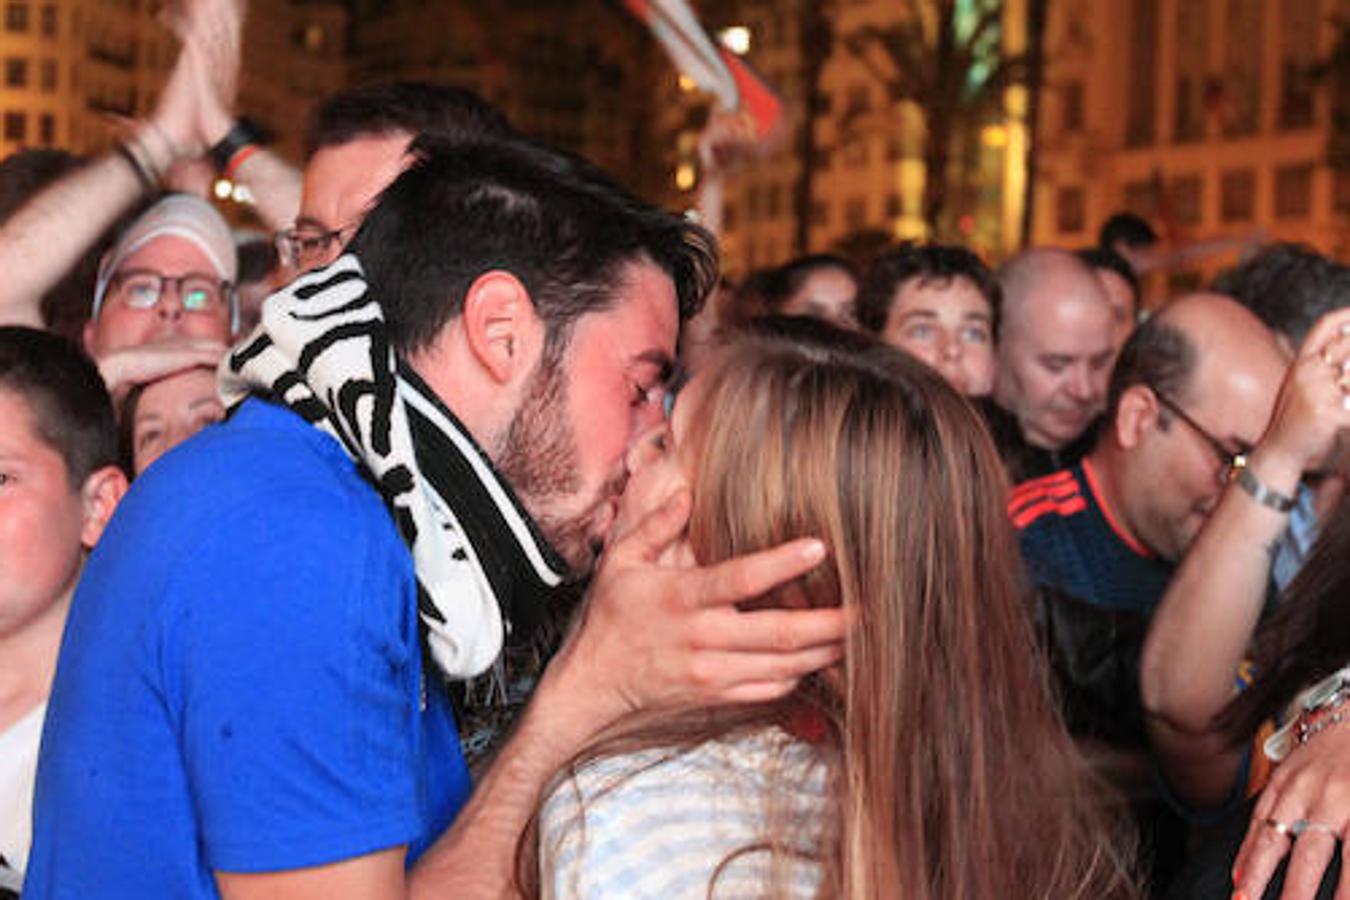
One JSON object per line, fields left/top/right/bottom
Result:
{"left": 1065, "top": 365, "right": 1094, "bottom": 402}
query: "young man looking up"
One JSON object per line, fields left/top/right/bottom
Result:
{"left": 27, "top": 135, "right": 845, "bottom": 898}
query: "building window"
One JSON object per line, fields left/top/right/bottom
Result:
{"left": 1170, "top": 175, "right": 1203, "bottom": 226}
{"left": 5, "top": 2, "right": 26, "bottom": 31}
{"left": 4, "top": 111, "right": 25, "bottom": 141}
{"left": 1336, "top": 169, "right": 1350, "bottom": 215}
{"left": 1279, "top": 1, "right": 1319, "bottom": 130}
{"left": 844, "top": 196, "right": 866, "bottom": 230}
{"left": 1124, "top": 179, "right": 1158, "bottom": 218}
{"left": 39, "top": 58, "right": 53, "bottom": 91}
{"left": 1221, "top": 169, "right": 1256, "bottom": 221}
{"left": 1127, "top": 0, "right": 1158, "bottom": 146}
{"left": 5, "top": 57, "right": 27, "bottom": 87}
{"left": 1173, "top": 0, "right": 1209, "bottom": 143}
{"left": 885, "top": 192, "right": 902, "bottom": 217}
{"left": 1274, "top": 163, "right": 1314, "bottom": 218}
{"left": 1063, "top": 81, "right": 1084, "bottom": 133}
{"left": 39, "top": 3, "right": 53, "bottom": 37}
{"left": 1223, "top": 0, "right": 1261, "bottom": 136}
{"left": 1056, "top": 186, "right": 1086, "bottom": 234}
{"left": 38, "top": 112, "right": 52, "bottom": 145}
{"left": 811, "top": 200, "right": 828, "bottom": 227}
{"left": 841, "top": 138, "right": 867, "bottom": 168}
{"left": 845, "top": 84, "right": 870, "bottom": 116}
{"left": 766, "top": 182, "right": 781, "bottom": 218}
{"left": 745, "top": 183, "right": 761, "bottom": 222}
{"left": 722, "top": 201, "right": 737, "bottom": 231}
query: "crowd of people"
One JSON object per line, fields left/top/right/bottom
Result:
{"left": 4, "top": 1, "right": 1350, "bottom": 898}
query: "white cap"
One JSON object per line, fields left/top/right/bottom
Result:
{"left": 92, "top": 194, "right": 239, "bottom": 326}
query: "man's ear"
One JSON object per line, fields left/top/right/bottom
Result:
{"left": 460, "top": 270, "right": 541, "bottom": 385}
{"left": 1114, "top": 384, "right": 1160, "bottom": 450}
{"left": 78, "top": 465, "right": 129, "bottom": 549}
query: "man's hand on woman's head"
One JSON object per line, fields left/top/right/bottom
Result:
{"left": 547, "top": 487, "right": 849, "bottom": 739}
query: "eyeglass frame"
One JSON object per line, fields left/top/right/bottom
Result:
{"left": 1150, "top": 388, "right": 1249, "bottom": 483}
{"left": 93, "top": 267, "right": 238, "bottom": 331}
{"left": 274, "top": 221, "right": 359, "bottom": 271}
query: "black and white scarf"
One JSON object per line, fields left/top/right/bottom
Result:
{"left": 220, "top": 255, "right": 570, "bottom": 681}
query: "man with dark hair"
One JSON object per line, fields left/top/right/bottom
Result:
{"left": 856, "top": 241, "right": 999, "bottom": 396}
{"left": 1212, "top": 242, "right": 1350, "bottom": 354}
{"left": 28, "top": 136, "right": 843, "bottom": 897}
{"left": 1098, "top": 211, "right": 1159, "bottom": 273}
{"left": 279, "top": 83, "right": 518, "bottom": 276}
{"left": 0, "top": 327, "right": 126, "bottom": 892}
{"left": 1077, "top": 245, "right": 1140, "bottom": 352}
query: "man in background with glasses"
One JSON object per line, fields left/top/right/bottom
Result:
{"left": 82, "top": 194, "right": 237, "bottom": 403}
{"left": 1009, "top": 291, "right": 1287, "bottom": 885}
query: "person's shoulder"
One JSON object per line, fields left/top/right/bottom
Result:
{"left": 1008, "top": 467, "right": 1088, "bottom": 533}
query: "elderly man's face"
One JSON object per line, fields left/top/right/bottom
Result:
{"left": 84, "top": 237, "right": 232, "bottom": 356}
{"left": 997, "top": 296, "right": 1116, "bottom": 450}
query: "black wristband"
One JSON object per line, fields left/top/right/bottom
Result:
{"left": 114, "top": 141, "right": 156, "bottom": 192}
{"left": 208, "top": 119, "right": 263, "bottom": 173}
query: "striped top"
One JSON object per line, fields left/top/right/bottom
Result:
{"left": 1010, "top": 460, "right": 1173, "bottom": 615}
{"left": 538, "top": 727, "right": 831, "bottom": 899}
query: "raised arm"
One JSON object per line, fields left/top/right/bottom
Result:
{"left": 181, "top": 0, "right": 301, "bottom": 230}
{"left": 1142, "top": 308, "right": 1350, "bottom": 807}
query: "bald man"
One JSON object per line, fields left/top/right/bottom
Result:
{"left": 982, "top": 248, "right": 1117, "bottom": 481}
{"left": 1012, "top": 293, "right": 1287, "bottom": 616}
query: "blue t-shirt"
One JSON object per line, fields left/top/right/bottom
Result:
{"left": 1010, "top": 461, "right": 1173, "bottom": 616}
{"left": 25, "top": 399, "right": 472, "bottom": 898}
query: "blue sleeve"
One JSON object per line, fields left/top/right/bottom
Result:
{"left": 157, "top": 485, "right": 425, "bottom": 873}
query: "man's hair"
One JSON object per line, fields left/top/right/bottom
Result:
{"left": 0, "top": 325, "right": 117, "bottom": 484}
{"left": 1104, "top": 313, "right": 1196, "bottom": 423}
{"left": 855, "top": 241, "right": 999, "bottom": 334}
{"left": 1076, "top": 245, "right": 1140, "bottom": 305}
{"left": 305, "top": 82, "right": 516, "bottom": 158}
{"left": 1098, "top": 212, "right": 1157, "bottom": 250}
{"left": 1212, "top": 243, "right": 1350, "bottom": 347}
{"left": 346, "top": 134, "right": 717, "bottom": 356}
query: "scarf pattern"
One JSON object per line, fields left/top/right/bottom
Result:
{"left": 220, "top": 255, "right": 568, "bottom": 681}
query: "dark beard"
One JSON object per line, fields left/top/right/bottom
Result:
{"left": 494, "top": 357, "right": 596, "bottom": 576}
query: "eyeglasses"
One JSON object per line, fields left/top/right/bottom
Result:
{"left": 107, "top": 269, "right": 233, "bottom": 317}
{"left": 1152, "top": 389, "right": 1248, "bottom": 483}
{"left": 274, "top": 222, "right": 357, "bottom": 271}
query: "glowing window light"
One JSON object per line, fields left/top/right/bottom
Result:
{"left": 675, "top": 162, "right": 696, "bottom": 191}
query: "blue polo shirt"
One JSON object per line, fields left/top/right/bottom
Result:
{"left": 25, "top": 399, "right": 471, "bottom": 898}
{"left": 1010, "top": 460, "right": 1173, "bottom": 615}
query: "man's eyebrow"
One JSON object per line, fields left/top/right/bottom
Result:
{"left": 632, "top": 349, "right": 675, "bottom": 378}
{"left": 896, "top": 309, "right": 939, "bottom": 321}
{"left": 292, "top": 215, "right": 330, "bottom": 231}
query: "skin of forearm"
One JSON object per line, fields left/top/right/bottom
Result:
{"left": 0, "top": 153, "right": 143, "bottom": 322}
{"left": 1141, "top": 450, "right": 1304, "bottom": 732}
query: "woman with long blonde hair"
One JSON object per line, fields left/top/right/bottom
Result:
{"left": 526, "top": 320, "right": 1138, "bottom": 899}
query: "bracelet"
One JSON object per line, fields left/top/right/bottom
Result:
{"left": 221, "top": 143, "right": 260, "bottom": 181}
{"left": 113, "top": 141, "right": 156, "bottom": 192}
{"left": 1236, "top": 465, "right": 1297, "bottom": 513}
{"left": 208, "top": 119, "right": 263, "bottom": 173}
{"left": 1265, "top": 666, "right": 1350, "bottom": 761}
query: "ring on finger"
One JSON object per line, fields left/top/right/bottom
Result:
{"left": 1265, "top": 817, "right": 1342, "bottom": 839}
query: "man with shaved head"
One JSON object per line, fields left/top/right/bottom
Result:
{"left": 1013, "top": 292, "right": 1287, "bottom": 615}
{"left": 983, "top": 248, "right": 1117, "bottom": 481}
